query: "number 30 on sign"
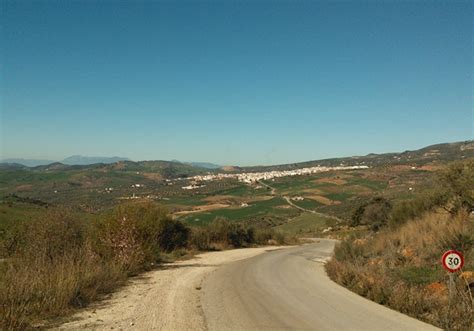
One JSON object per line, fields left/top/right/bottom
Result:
{"left": 441, "top": 250, "right": 464, "bottom": 272}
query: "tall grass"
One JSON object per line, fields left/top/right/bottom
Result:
{"left": 0, "top": 202, "right": 289, "bottom": 329}
{"left": 0, "top": 209, "right": 127, "bottom": 329}
{"left": 327, "top": 211, "right": 473, "bottom": 330}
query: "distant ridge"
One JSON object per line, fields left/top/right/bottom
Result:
{"left": 0, "top": 155, "right": 130, "bottom": 167}
{"left": 61, "top": 155, "right": 130, "bottom": 165}
{"left": 240, "top": 140, "right": 474, "bottom": 172}
{"left": 2, "top": 140, "right": 473, "bottom": 170}
{"left": 0, "top": 158, "right": 56, "bottom": 167}
{"left": 172, "top": 160, "right": 221, "bottom": 169}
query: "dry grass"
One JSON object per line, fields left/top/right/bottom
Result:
{"left": 1, "top": 247, "right": 125, "bottom": 329}
{"left": 327, "top": 211, "right": 474, "bottom": 330}
{"left": 0, "top": 203, "right": 291, "bottom": 330}
{"left": 0, "top": 204, "right": 188, "bottom": 329}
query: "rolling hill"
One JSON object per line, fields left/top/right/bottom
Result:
{"left": 239, "top": 141, "right": 474, "bottom": 172}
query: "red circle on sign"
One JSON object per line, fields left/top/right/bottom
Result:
{"left": 441, "top": 250, "right": 464, "bottom": 272}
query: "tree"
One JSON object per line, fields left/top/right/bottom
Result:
{"left": 351, "top": 197, "right": 392, "bottom": 231}
{"left": 438, "top": 159, "right": 474, "bottom": 213}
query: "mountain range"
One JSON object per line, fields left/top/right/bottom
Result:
{"left": 0, "top": 155, "right": 130, "bottom": 167}
{"left": 1, "top": 141, "right": 473, "bottom": 171}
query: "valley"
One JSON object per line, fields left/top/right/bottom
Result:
{"left": 1, "top": 141, "right": 472, "bottom": 236}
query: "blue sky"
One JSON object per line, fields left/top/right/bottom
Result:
{"left": 1, "top": 0, "right": 472, "bottom": 166}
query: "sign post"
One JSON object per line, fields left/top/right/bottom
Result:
{"left": 441, "top": 250, "right": 464, "bottom": 329}
{"left": 441, "top": 250, "right": 464, "bottom": 273}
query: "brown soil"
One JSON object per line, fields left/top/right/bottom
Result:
{"left": 173, "top": 203, "right": 230, "bottom": 216}
{"left": 306, "top": 195, "right": 340, "bottom": 206}
{"left": 314, "top": 178, "right": 347, "bottom": 185}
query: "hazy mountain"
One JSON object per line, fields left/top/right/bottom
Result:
{"left": 1, "top": 156, "right": 130, "bottom": 167}
{"left": 3, "top": 141, "right": 472, "bottom": 170}
{"left": 187, "top": 162, "right": 221, "bottom": 169}
{"left": 0, "top": 158, "right": 56, "bottom": 167}
{"left": 0, "top": 162, "right": 27, "bottom": 170}
{"left": 240, "top": 140, "right": 474, "bottom": 172}
{"left": 171, "top": 160, "right": 221, "bottom": 169}
{"left": 61, "top": 155, "right": 130, "bottom": 165}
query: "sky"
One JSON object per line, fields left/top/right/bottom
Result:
{"left": 1, "top": 0, "right": 472, "bottom": 166}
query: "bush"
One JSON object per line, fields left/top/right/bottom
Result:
{"left": 0, "top": 209, "right": 125, "bottom": 330}
{"left": 254, "top": 228, "right": 275, "bottom": 244}
{"left": 351, "top": 197, "right": 392, "bottom": 231}
{"left": 189, "top": 218, "right": 289, "bottom": 250}
{"left": 389, "top": 159, "right": 474, "bottom": 228}
{"left": 327, "top": 211, "right": 474, "bottom": 330}
{"left": 438, "top": 159, "right": 474, "bottom": 213}
{"left": 21, "top": 209, "right": 87, "bottom": 261}
{"left": 96, "top": 203, "right": 189, "bottom": 273}
{"left": 189, "top": 227, "right": 211, "bottom": 250}
{"left": 0, "top": 203, "right": 191, "bottom": 329}
{"left": 389, "top": 189, "right": 447, "bottom": 227}
{"left": 206, "top": 218, "right": 253, "bottom": 248}
{"left": 0, "top": 203, "right": 290, "bottom": 329}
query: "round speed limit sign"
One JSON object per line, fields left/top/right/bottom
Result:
{"left": 441, "top": 250, "right": 464, "bottom": 272}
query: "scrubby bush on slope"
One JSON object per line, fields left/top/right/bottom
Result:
{"left": 328, "top": 211, "right": 473, "bottom": 329}
{"left": 390, "top": 159, "right": 474, "bottom": 228}
{"left": 0, "top": 203, "right": 188, "bottom": 329}
{"left": 188, "top": 217, "right": 287, "bottom": 250}
{"left": 328, "top": 159, "right": 474, "bottom": 330}
{"left": 0, "top": 209, "right": 125, "bottom": 329}
{"left": 351, "top": 197, "right": 392, "bottom": 231}
{"left": 96, "top": 203, "right": 189, "bottom": 273}
{"left": 0, "top": 202, "right": 289, "bottom": 329}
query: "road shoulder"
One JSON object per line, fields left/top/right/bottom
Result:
{"left": 55, "top": 246, "right": 286, "bottom": 330}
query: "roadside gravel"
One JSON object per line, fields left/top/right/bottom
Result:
{"left": 56, "top": 246, "right": 284, "bottom": 330}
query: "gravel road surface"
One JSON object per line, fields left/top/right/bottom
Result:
{"left": 202, "top": 239, "right": 439, "bottom": 331}
{"left": 58, "top": 240, "right": 439, "bottom": 330}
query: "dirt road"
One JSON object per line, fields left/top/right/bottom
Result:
{"left": 258, "top": 180, "right": 343, "bottom": 223}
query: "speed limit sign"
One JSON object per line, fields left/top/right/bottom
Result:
{"left": 441, "top": 250, "right": 464, "bottom": 272}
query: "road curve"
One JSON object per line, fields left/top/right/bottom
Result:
{"left": 202, "top": 239, "right": 439, "bottom": 331}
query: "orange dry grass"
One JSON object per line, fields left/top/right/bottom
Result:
{"left": 327, "top": 211, "right": 473, "bottom": 330}
{"left": 0, "top": 247, "right": 125, "bottom": 329}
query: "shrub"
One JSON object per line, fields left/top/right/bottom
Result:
{"left": 254, "top": 228, "right": 275, "bottom": 244}
{"left": 0, "top": 209, "right": 126, "bottom": 330}
{"left": 389, "top": 189, "right": 447, "bottom": 227}
{"left": 206, "top": 218, "right": 252, "bottom": 248}
{"left": 20, "top": 209, "right": 87, "bottom": 261}
{"left": 189, "top": 227, "right": 211, "bottom": 250}
{"left": 351, "top": 197, "right": 392, "bottom": 231}
{"left": 0, "top": 203, "right": 191, "bottom": 329}
{"left": 389, "top": 159, "right": 474, "bottom": 228}
{"left": 438, "top": 159, "right": 474, "bottom": 213}
{"left": 0, "top": 220, "right": 28, "bottom": 258}
{"left": 0, "top": 202, "right": 290, "bottom": 329}
{"left": 96, "top": 203, "right": 189, "bottom": 273}
{"left": 397, "top": 266, "right": 441, "bottom": 285}
{"left": 327, "top": 211, "right": 474, "bottom": 329}
{"left": 189, "top": 218, "right": 289, "bottom": 250}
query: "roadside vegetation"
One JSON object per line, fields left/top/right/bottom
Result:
{"left": 1, "top": 146, "right": 472, "bottom": 329}
{"left": 0, "top": 202, "right": 290, "bottom": 330}
{"left": 327, "top": 159, "right": 474, "bottom": 330}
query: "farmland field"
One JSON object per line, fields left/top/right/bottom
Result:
{"left": 274, "top": 212, "right": 338, "bottom": 235}
{"left": 0, "top": 155, "right": 445, "bottom": 236}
